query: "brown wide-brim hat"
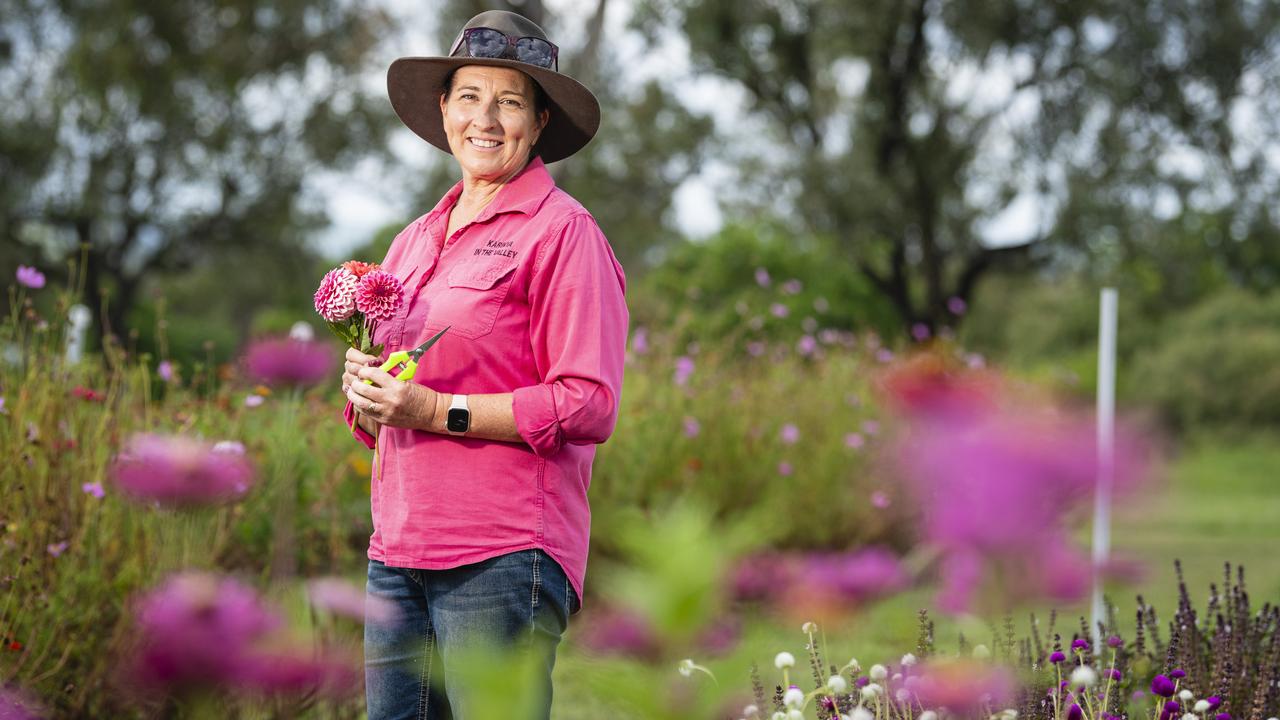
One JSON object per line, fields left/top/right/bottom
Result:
{"left": 387, "top": 10, "right": 601, "bottom": 164}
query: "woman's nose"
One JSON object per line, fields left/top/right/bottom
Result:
{"left": 471, "top": 102, "right": 500, "bottom": 130}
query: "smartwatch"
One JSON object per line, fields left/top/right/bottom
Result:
{"left": 446, "top": 394, "right": 470, "bottom": 435}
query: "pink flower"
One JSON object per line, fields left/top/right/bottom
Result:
{"left": 801, "top": 548, "right": 909, "bottom": 603}
{"left": 82, "top": 482, "right": 104, "bottom": 498}
{"left": 862, "top": 419, "right": 880, "bottom": 435}
{"left": 947, "top": 296, "right": 968, "bottom": 315}
{"left": 15, "top": 265, "right": 45, "bottom": 289}
{"left": 754, "top": 267, "right": 771, "bottom": 287}
{"left": 313, "top": 268, "right": 359, "bottom": 322}
{"left": 777, "top": 461, "right": 793, "bottom": 476}
{"left": 912, "top": 323, "right": 931, "bottom": 341}
{"left": 779, "top": 424, "right": 800, "bottom": 444}
{"left": 630, "top": 327, "right": 649, "bottom": 355}
{"left": 844, "top": 432, "right": 865, "bottom": 450}
{"left": 157, "top": 360, "right": 174, "bottom": 383}
{"left": 110, "top": 434, "right": 255, "bottom": 507}
{"left": 870, "top": 490, "right": 890, "bottom": 509}
{"left": 47, "top": 541, "right": 69, "bottom": 557}
{"left": 746, "top": 341, "right": 766, "bottom": 357}
{"left": 912, "top": 659, "right": 1015, "bottom": 712}
{"left": 354, "top": 270, "right": 404, "bottom": 323}
{"left": 683, "top": 416, "right": 701, "bottom": 438}
{"left": 306, "top": 577, "right": 399, "bottom": 625}
{"left": 876, "top": 348, "right": 895, "bottom": 363}
{"left": 244, "top": 394, "right": 265, "bottom": 408}
{"left": 770, "top": 303, "right": 789, "bottom": 318}
{"left": 674, "top": 356, "right": 695, "bottom": 386}
{"left": 0, "top": 686, "right": 45, "bottom": 719}
{"left": 577, "top": 607, "right": 662, "bottom": 662}
{"left": 796, "top": 335, "right": 817, "bottom": 356}
{"left": 243, "top": 337, "right": 332, "bottom": 387}
{"left": 340, "top": 260, "right": 380, "bottom": 278}
{"left": 781, "top": 279, "right": 803, "bottom": 295}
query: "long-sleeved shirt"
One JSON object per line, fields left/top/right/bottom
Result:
{"left": 342, "top": 157, "right": 628, "bottom": 605}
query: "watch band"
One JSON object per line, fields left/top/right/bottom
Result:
{"left": 447, "top": 394, "right": 470, "bottom": 434}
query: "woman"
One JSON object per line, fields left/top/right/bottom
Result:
{"left": 338, "top": 10, "right": 628, "bottom": 719}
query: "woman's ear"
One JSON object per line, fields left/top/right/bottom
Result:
{"left": 534, "top": 108, "right": 550, "bottom": 141}
{"left": 439, "top": 92, "right": 449, "bottom": 115}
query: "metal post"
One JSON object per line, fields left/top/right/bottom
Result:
{"left": 1092, "top": 288, "right": 1118, "bottom": 650}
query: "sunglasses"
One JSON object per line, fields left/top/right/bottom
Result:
{"left": 450, "top": 27, "right": 559, "bottom": 71}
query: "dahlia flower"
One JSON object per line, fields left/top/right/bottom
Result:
{"left": 354, "top": 270, "right": 405, "bottom": 323}
{"left": 341, "top": 260, "right": 381, "bottom": 278}
{"left": 110, "top": 433, "right": 255, "bottom": 507}
{"left": 313, "top": 268, "right": 359, "bottom": 322}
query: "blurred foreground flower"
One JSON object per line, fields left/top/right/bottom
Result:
{"left": 243, "top": 337, "right": 332, "bottom": 387}
{"left": 731, "top": 548, "right": 908, "bottom": 613}
{"left": 306, "top": 577, "right": 399, "bottom": 624}
{"left": 885, "top": 356, "right": 1154, "bottom": 613}
{"left": 125, "top": 572, "right": 356, "bottom": 698}
{"left": 110, "top": 434, "right": 255, "bottom": 507}
{"left": 15, "top": 265, "right": 45, "bottom": 289}
{"left": 0, "top": 685, "right": 45, "bottom": 719}
{"left": 911, "top": 659, "right": 1016, "bottom": 713}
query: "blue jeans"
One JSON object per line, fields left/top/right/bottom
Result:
{"left": 364, "top": 550, "right": 577, "bottom": 720}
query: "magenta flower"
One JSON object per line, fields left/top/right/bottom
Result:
{"left": 1049, "top": 651, "right": 1067, "bottom": 663}
{"left": 912, "top": 660, "right": 1015, "bottom": 713}
{"left": 313, "top": 267, "right": 359, "bottom": 322}
{"left": 576, "top": 607, "right": 662, "bottom": 661}
{"left": 862, "top": 419, "right": 880, "bottom": 435}
{"left": 243, "top": 337, "right": 333, "bottom": 387}
{"left": 911, "top": 323, "right": 931, "bottom": 341}
{"left": 673, "top": 356, "right": 695, "bottom": 386}
{"left": 777, "top": 461, "right": 793, "bottom": 476}
{"left": 844, "top": 432, "right": 865, "bottom": 450}
{"left": 15, "top": 265, "right": 45, "bottom": 289}
{"left": 110, "top": 434, "right": 255, "bottom": 507}
{"left": 948, "top": 296, "right": 967, "bottom": 315}
{"left": 754, "top": 267, "right": 771, "bottom": 287}
{"left": 769, "top": 303, "right": 789, "bottom": 318}
{"left": 796, "top": 335, "right": 817, "bottom": 356}
{"left": 683, "top": 416, "right": 701, "bottom": 438}
{"left": 306, "top": 577, "right": 399, "bottom": 625}
{"left": 354, "top": 270, "right": 405, "bottom": 323}
{"left": 779, "top": 423, "right": 800, "bottom": 444}
{"left": 0, "top": 686, "right": 45, "bottom": 719}
{"left": 82, "top": 481, "right": 105, "bottom": 498}
{"left": 46, "top": 541, "right": 69, "bottom": 557}
{"left": 630, "top": 327, "right": 649, "bottom": 355}
{"left": 801, "top": 548, "right": 909, "bottom": 603}
{"left": 746, "top": 341, "right": 765, "bottom": 357}
{"left": 157, "top": 360, "right": 174, "bottom": 383}
{"left": 870, "top": 490, "right": 890, "bottom": 509}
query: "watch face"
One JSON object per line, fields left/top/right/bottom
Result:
{"left": 447, "top": 408, "right": 470, "bottom": 433}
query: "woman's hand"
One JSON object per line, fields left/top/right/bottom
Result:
{"left": 342, "top": 347, "right": 381, "bottom": 397}
{"left": 345, "top": 364, "right": 439, "bottom": 431}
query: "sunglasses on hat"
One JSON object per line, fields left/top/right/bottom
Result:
{"left": 450, "top": 27, "right": 559, "bottom": 71}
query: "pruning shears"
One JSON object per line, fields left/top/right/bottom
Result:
{"left": 364, "top": 326, "right": 450, "bottom": 384}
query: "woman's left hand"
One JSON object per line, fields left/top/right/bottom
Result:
{"left": 345, "top": 367, "right": 438, "bottom": 430}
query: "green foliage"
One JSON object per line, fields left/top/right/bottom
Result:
{"left": 1130, "top": 289, "right": 1280, "bottom": 431}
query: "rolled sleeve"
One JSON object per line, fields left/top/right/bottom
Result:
{"left": 341, "top": 401, "right": 377, "bottom": 450}
{"left": 514, "top": 214, "right": 628, "bottom": 458}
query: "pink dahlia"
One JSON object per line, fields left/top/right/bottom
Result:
{"left": 313, "top": 268, "right": 359, "bottom": 322}
{"left": 110, "top": 434, "right": 255, "bottom": 507}
{"left": 354, "top": 270, "right": 404, "bottom": 323}
{"left": 243, "top": 337, "right": 332, "bottom": 387}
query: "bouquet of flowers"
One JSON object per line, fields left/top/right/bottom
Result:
{"left": 313, "top": 261, "right": 405, "bottom": 356}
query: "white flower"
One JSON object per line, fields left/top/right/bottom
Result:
{"left": 919, "top": 712, "right": 939, "bottom": 720}
{"left": 852, "top": 707, "right": 875, "bottom": 720}
{"left": 895, "top": 689, "right": 910, "bottom": 703}
{"left": 901, "top": 653, "right": 918, "bottom": 667}
{"left": 743, "top": 705, "right": 760, "bottom": 719}
{"left": 1195, "top": 701, "right": 1211, "bottom": 714}
{"left": 973, "top": 644, "right": 991, "bottom": 659}
{"left": 846, "top": 658, "right": 862, "bottom": 673}
{"left": 1180, "top": 690, "right": 1195, "bottom": 702}
{"left": 773, "top": 713, "right": 788, "bottom": 720}
{"left": 677, "top": 659, "right": 695, "bottom": 677}
{"left": 1182, "top": 714, "right": 1198, "bottom": 720}
{"left": 802, "top": 621, "right": 819, "bottom": 634}
{"left": 783, "top": 688, "right": 805, "bottom": 710}
{"left": 827, "top": 675, "right": 848, "bottom": 694}
{"left": 775, "top": 652, "right": 796, "bottom": 669}
{"left": 997, "top": 711, "right": 1019, "bottom": 720}
{"left": 212, "top": 440, "right": 246, "bottom": 456}
{"left": 869, "top": 664, "right": 888, "bottom": 680}
{"left": 788, "top": 711, "right": 804, "bottom": 720}
{"left": 861, "top": 683, "right": 882, "bottom": 700}
{"left": 1070, "top": 665, "right": 1098, "bottom": 688}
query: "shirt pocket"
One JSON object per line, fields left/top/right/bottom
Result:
{"left": 432, "top": 260, "right": 519, "bottom": 339}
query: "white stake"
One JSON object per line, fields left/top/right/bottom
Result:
{"left": 1092, "top": 288, "right": 1118, "bottom": 651}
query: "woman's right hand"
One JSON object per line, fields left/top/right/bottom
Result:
{"left": 342, "top": 347, "right": 381, "bottom": 398}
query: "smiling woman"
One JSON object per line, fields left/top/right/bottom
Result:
{"left": 336, "top": 9, "right": 628, "bottom": 720}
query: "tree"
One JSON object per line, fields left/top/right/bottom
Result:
{"left": 633, "top": 0, "right": 1280, "bottom": 333}
{"left": 0, "top": 0, "right": 396, "bottom": 339}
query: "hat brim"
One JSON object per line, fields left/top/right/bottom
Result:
{"left": 387, "top": 57, "right": 601, "bottom": 164}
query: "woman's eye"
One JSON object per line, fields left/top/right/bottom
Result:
{"left": 500, "top": 98, "right": 523, "bottom": 108}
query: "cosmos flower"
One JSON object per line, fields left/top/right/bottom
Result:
{"left": 15, "top": 265, "right": 45, "bottom": 289}
{"left": 779, "top": 424, "right": 800, "bottom": 444}
{"left": 354, "top": 270, "right": 405, "bottom": 324}
{"left": 796, "top": 335, "right": 817, "bottom": 356}
{"left": 313, "top": 268, "right": 360, "bottom": 322}
{"left": 674, "top": 356, "right": 695, "bottom": 386}
{"left": 110, "top": 434, "right": 255, "bottom": 507}
{"left": 243, "top": 337, "right": 332, "bottom": 387}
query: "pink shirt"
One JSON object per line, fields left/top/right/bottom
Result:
{"left": 342, "top": 158, "right": 628, "bottom": 604}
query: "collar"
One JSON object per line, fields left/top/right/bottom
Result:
{"left": 425, "top": 156, "right": 557, "bottom": 227}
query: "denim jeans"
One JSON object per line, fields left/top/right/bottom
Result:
{"left": 364, "top": 550, "right": 577, "bottom": 720}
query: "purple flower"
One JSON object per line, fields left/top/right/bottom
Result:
{"left": 47, "top": 541, "right": 69, "bottom": 557}
{"left": 674, "top": 356, "right": 695, "bottom": 386}
{"left": 683, "top": 416, "right": 701, "bottom": 438}
{"left": 947, "top": 296, "right": 967, "bottom": 315}
{"left": 1107, "top": 668, "right": 1122, "bottom": 680}
{"left": 244, "top": 337, "right": 333, "bottom": 387}
{"left": 1165, "top": 701, "right": 1182, "bottom": 713}
{"left": 0, "top": 686, "right": 45, "bottom": 719}
{"left": 781, "top": 279, "right": 802, "bottom": 295}
{"left": 1215, "top": 714, "right": 1231, "bottom": 720}
{"left": 157, "top": 360, "right": 174, "bottom": 383}
{"left": 244, "top": 394, "right": 265, "bottom": 408}
{"left": 801, "top": 548, "right": 909, "bottom": 603}
{"left": 82, "top": 482, "right": 105, "bottom": 498}
{"left": 15, "top": 265, "right": 45, "bottom": 289}
{"left": 1071, "top": 638, "right": 1090, "bottom": 651}
{"left": 630, "top": 327, "right": 649, "bottom": 355}
{"left": 770, "top": 303, "right": 789, "bottom": 318}
{"left": 1049, "top": 651, "right": 1067, "bottom": 664}
{"left": 1106, "top": 635, "right": 1123, "bottom": 648}
{"left": 777, "top": 461, "right": 793, "bottom": 477}
{"left": 875, "top": 348, "right": 895, "bottom": 363}
{"left": 862, "top": 419, "right": 880, "bottom": 435}
{"left": 1206, "top": 696, "right": 1222, "bottom": 710}
{"left": 1151, "top": 674, "right": 1177, "bottom": 697}
{"left": 110, "top": 434, "right": 255, "bottom": 507}
{"left": 911, "top": 323, "right": 931, "bottom": 341}
{"left": 796, "top": 335, "right": 817, "bottom": 356}
{"left": 844, "top": 432, "right": 865, "bottom": 450}
{"left": 306, "top": 577, "right": 399, "bottom": 625}
{"left": 755, "top": 267, "right": 771, "bottom": 287}
{"left": 1067, "top": 704, "right": 1083, "bottom": 720}
{"left": 0, "top": 396, "right": 6, "bottom": 415}
{"left": 1170, "top": 669, "right": 1185, "bottom": 679}
{"left": 779, "top": 424, "right": 800, "bottom": 445}
{"left": 746, "top": 341, "right": 765, "bottom": 357}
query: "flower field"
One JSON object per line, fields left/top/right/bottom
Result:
{"left": 2, "top": 275, "right": 1279, "bottom": 720}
